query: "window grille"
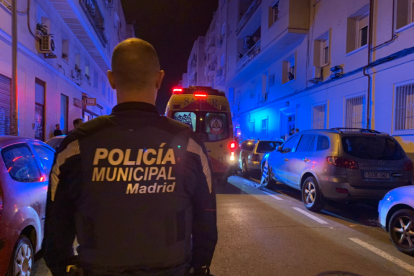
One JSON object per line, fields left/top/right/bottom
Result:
{"left": 345, "top": 96, "right": 365, "bottom": 128}
{"left": 395, "top": 83, "right": 414, "bottom": 130}
{"left": 312, "top": 105, "right": 326, "bottom": 129}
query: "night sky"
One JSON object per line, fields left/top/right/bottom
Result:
{"left": 120, "top": 0, "right": 218, "bottom": 113}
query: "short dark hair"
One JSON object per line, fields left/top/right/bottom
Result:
{"left": 111, "top": 38, "right": 160, "bottom": 90}
{"left": 55, "top": 124, "right": 59, "bottom": 127}
{"left": 73, "top": 118, "right": 83, "bottom": 127}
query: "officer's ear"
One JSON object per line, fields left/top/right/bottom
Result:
{"left": 155, "top": 70, "right": 165, "bottom": 90}
{"left": 107, "top": 70, "right": 116, "bottom": 89}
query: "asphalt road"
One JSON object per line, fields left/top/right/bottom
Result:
{"left": 32, "top": 175, "right": 414, "bottom": 276}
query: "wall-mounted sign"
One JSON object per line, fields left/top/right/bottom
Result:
{"left": 84, "top": 97, "right": 96, "bottom": 106}
{"left": 73, "top": 98, "right": 82, "bottom": 108}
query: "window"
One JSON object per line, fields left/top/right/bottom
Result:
{"left": 346, "top": 6, "right": 370, "bottom": 53}
{"left": 269, "top": 1, "right": 279, "bottom": 27}
{"left": 358, "top": 14, "right": 369, "bottom": 48}
{"left": 250, "top": 121, "right": 255, "bottom": 137}
{"left": 317, "top": 136, "right": 330, "bottom": 151}
{"left": 62, "top": 39, "right": 69, "bottom": 62}
{"left": 102, "top": 81, "right": 106, "bottom": 96}
{"left": 221, "top": 22, "right": 226, "bottom": 36}
{"left": 282, "top": 55, "right": 295, "bottom": 83}
{"left": 94, "top": 71, "right": 98, "bottom": 88}
{"left": 250, "top": 80, "right": 256, "bottom": 98}
{"left": 205, "top": 113, "right": 229, "bottom": 142}
{"left": 261, "top": 118, "right": 268, "bottom": 138}
{"left": 0, "top": 0, "right": 11, "bottom": 10}
{"left": 312, "top": 104, "right": 326, "bottom": 129}
{"left": 269, "top": 74, "right": 275, "bottom": 87}
{"left": 0, "top": 74, "right": 11, "bottom": 135}
{"left": 281, "top": 135, "right": 300, "bottom": 153}
{"left": 33, "top": 145, "right": 55, "bottom": 175}
{"left": 314, "top": 31, "right": 330, "bottom": 67}
{"left": 395, "top": 83, "right": 414, "bottom": 130}
{"left": 75, "top": 52, "right": 80, "bottom": 68}
{"left": 173, "top": 112, "right": 197, "bottom": 131}
{"left": 342, "top": 136, "right": 404, "bottom": 160}
{"left": 287, "top": 115, "right": 296, "bottom": 136}
{"left": 396, "top": 0, "right": 414, "bottom": 30}
{"left": 296, "top": 135, "right": 316, "bottom": 152}
{"left": 227, "top": 56, "right": 231, "bottom": 72}
{"left": 35, "top": 78, "right": 45, "bottom": 141}
{"left": 220, "top": 53, "right": 225, "bottom": 68}
{"left": 241, "top": 140, "right": 256, "bottom": 151}
{"left": 1, "top": 143, "right": 41, "bottom": 182}
{"left": 345, "top": 96, "right": 365, "bottom": 128}
{"left": 85, "top": 62, "right": 90, "bottom": 82}
{"left": 256, "top": 141, "right": 280, "bottom": 153}
{"left": 60, "top": 94, "right": 68, "bottom": 134}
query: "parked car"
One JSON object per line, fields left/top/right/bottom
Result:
{"left": 46, "top": 135, "right": 65, "bottom": 150}
{"left": 0, "top": 136, "right": 54, "bottom": 276}
{"left": 239, "top": 139, "right": 283, "bottom": 177}
{"left": 379, "top": 186, "right": 414, "bottom": 255}
{"left": 261, "top": 128, "right": 414, "bottom": 212}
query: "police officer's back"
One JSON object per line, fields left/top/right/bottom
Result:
{"left": 42, "top": 38, "right": 218, "bottom": 276}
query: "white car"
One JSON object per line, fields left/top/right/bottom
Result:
{"left": 46, "top": 135, "right": 66, "bottom": 150}
{"left": 379, "top": 185, "right": 414, "bottom": 255}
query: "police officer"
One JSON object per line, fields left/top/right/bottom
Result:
{"left": 42, "top": 38, "right": 218, "bottom": 276}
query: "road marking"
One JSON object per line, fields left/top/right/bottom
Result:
{"left": 321, "top": 210, "right": 361, "bottom": 225}
{"left": 349, "top": 238, "right": 414, "bottom": 273}
{"left": 261, "top": 190, "right": 283, "bottom": 201}
{"left": 293, "top": 207, "right": 328, "bottom": 225}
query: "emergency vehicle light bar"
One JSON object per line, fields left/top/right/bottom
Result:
{"left": 172, "top": 86, "right": 224, "bottom": 96}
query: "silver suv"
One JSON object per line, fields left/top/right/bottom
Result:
{"left": 261, "top": 128, "right": 414, "bottom": 212}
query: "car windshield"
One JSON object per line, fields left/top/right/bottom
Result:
{"left": 172, "top": 111, "right": 229, "bottom": 142}
{"left": 256, "top": 141, "right": 281, "bottom": 153}
{"left": 342, "top": 136, "right": 405, "bottom": 160}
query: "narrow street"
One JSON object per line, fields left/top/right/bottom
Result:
{"left": 33, "top": 175, "right": 414, "bottom": 276}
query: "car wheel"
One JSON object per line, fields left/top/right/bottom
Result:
{"left": 8, "top": 235, "right": 34, "bottom": 276}
{"left": 261, "top": 164, "right": 276, "bottom": 189}
{"left": 302, "top": 176, "right": 325, "bottom": 212}
{"left": 389, "top": 209, "right": 414, "bottom": 256}
{"left": 242, "top": 160, "right": 249, "bottom": 178}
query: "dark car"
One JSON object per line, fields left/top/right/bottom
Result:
{"left": 0, "top": 136, "right": 54, "bottom": 276}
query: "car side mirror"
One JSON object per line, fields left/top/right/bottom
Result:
{"left": 277, "top": 146, "right": 282, "bottom": 152}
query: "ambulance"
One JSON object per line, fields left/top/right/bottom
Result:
{"left": 165, "top": 86, "right": 237, "bottom": 185}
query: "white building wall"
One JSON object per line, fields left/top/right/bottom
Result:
{"left": 0, "top": 0, "right": 132, "bottom": 140}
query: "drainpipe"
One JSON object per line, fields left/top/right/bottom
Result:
{"left": 11, "top": 0, "right": 18, "bottom": 136}
{"left": 363, "top": 0, "right": 396, "bottom": 129}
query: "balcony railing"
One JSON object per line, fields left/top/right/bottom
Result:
{"left": 236, "top": 0, "right": 262, "bottom": 34}
{"left": 236, "top": 39, "right": 261, "bottom": 71}
{"left": 80, "top": 0, "right": 108, "bottom": 46}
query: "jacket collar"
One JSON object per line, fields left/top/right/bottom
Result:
{"left": 111, "top": 102, "right": 159, "bottom": 115}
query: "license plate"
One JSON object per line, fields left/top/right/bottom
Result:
{"left": 364, "top": 172, "right": 390, "bottom": 179}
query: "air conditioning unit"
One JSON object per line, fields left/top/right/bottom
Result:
{"left": 105, "top": 0, "right": 114, "bottom": 8}
{"left": 38, "top": 35, "right": 57, "bottom": 57}
{"left": 307, "top": 66, "right": 322, "bottom": 83}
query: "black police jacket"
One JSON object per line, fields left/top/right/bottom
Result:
{"left": 42, "top": 102, "right": 218, "bottom": 276}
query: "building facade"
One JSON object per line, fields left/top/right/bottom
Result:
{"left": 184, "top": 0, "right": 414, "bottom": 158}
{"left": 0, "top": 0, "right": 134, "bottom": 141}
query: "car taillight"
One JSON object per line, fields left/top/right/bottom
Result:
{"left": 230, "top": 152, "right": 235, "bottom": 161}
{"left": 229, "top": 141, "right": 236, "bottom": 149}
{"left": 403, "top": 160, "right": 414, "bottom": 171}
{"left": 252, "top": 154, "right": 260, "bottom": 162}
{"left": 327, "top": 156, "right": 359, "bottom": 170}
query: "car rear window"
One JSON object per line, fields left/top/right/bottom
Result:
{"left": 342, "top": 136, "right": 405, "bottom": 160}
{"left": 256, "top": 141, "right": 280, "bottom": 153}
{"left": 241, "top": 141, "right": 256, "bottom": 151}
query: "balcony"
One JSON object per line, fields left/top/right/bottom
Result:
{"left": 227, "top": 0, "right": 309, "bottom": 86}
{"left": 50, "top": 0, "right": 111, "bottom": 72}
{"left": 80, "top": 0, "right": 108, "bottom": 45}
{"left": 236, "top": 0, "right": 262, "bottom": 35}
